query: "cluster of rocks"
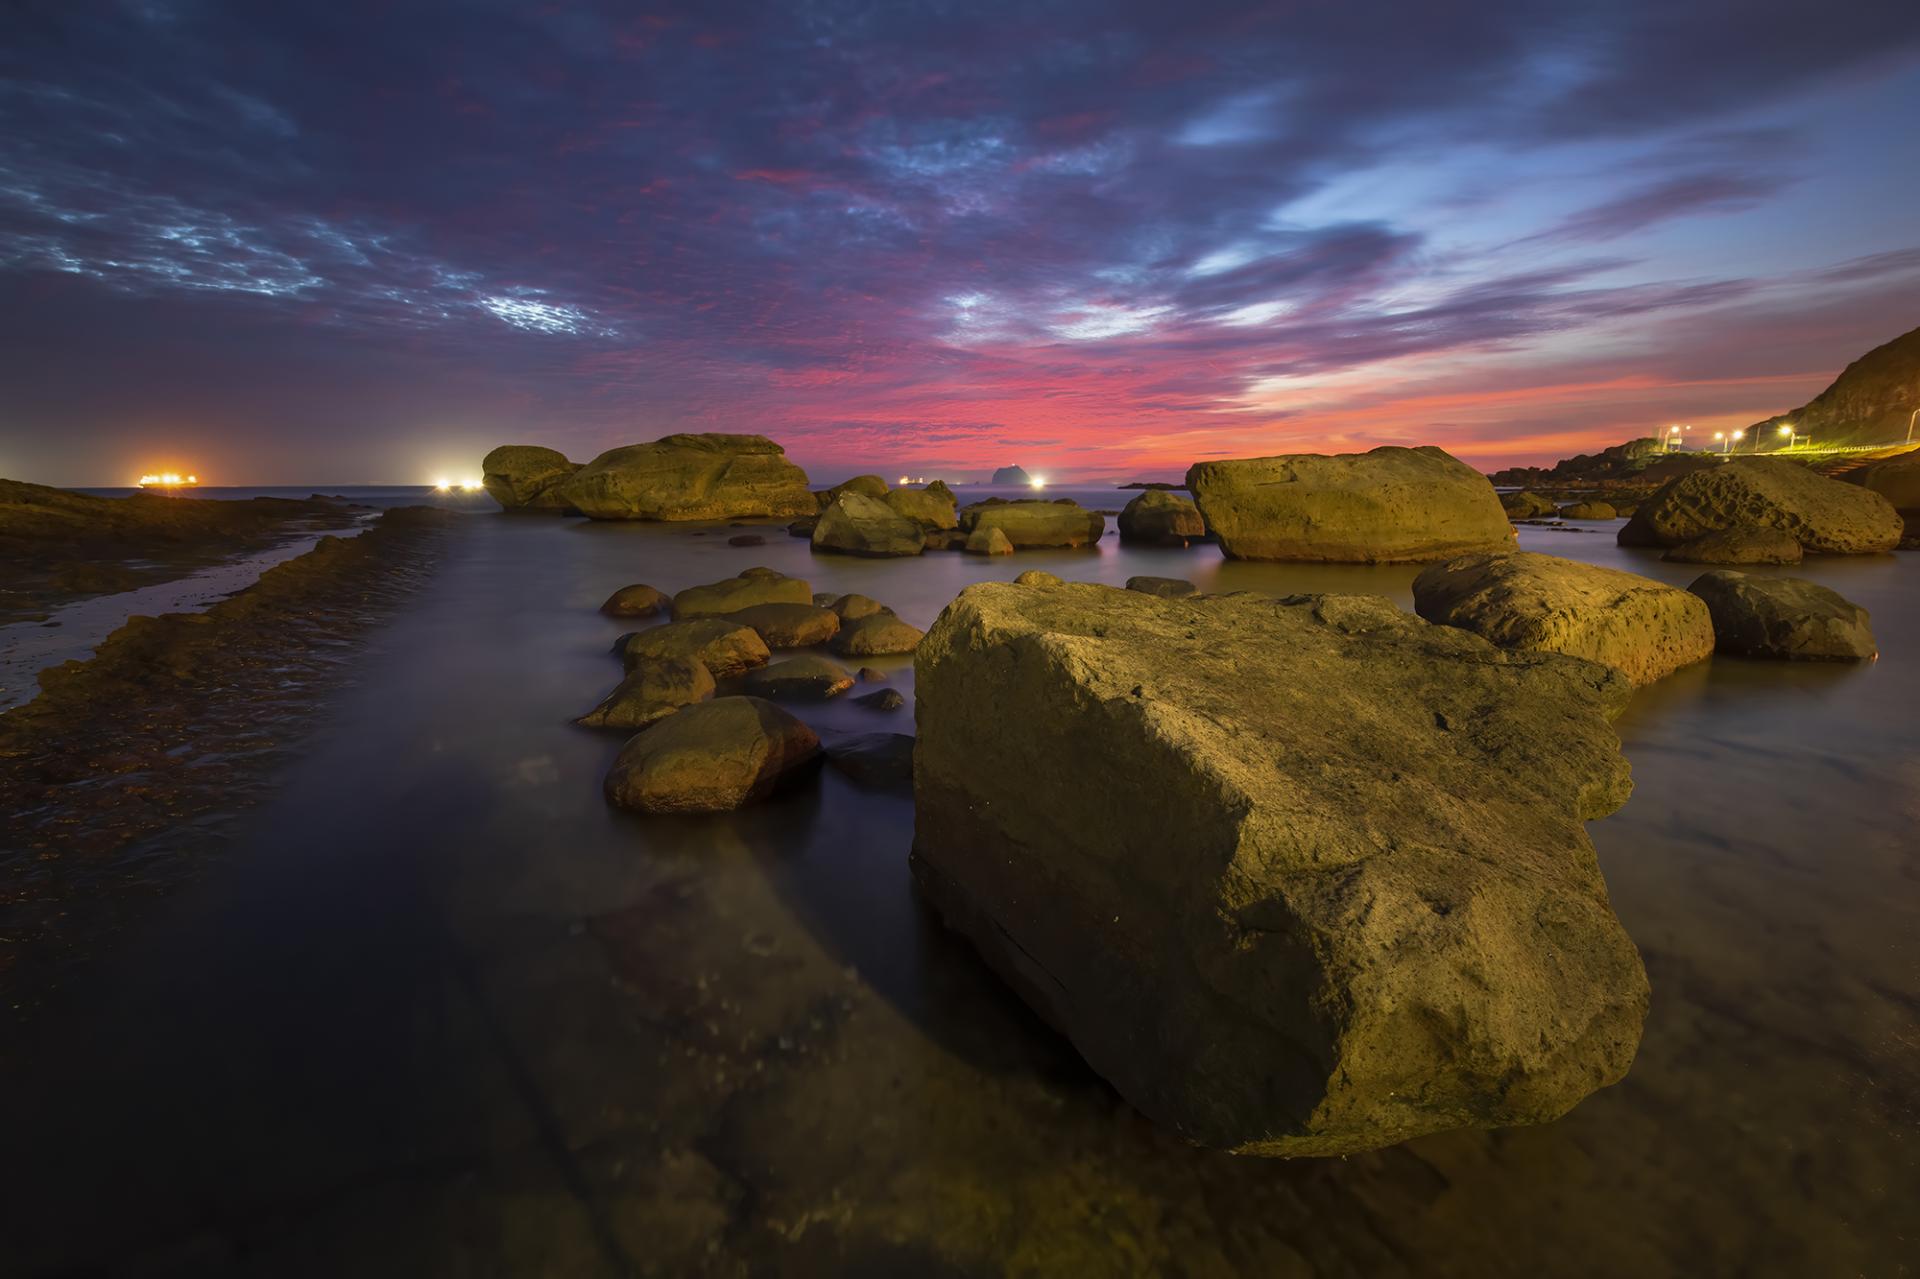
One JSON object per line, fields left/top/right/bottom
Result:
{"left": 482, "top": 434, "right": 816, "bottom": 521}
{"left": 1618, "top": 458, "right": 1901, "bottom": 556}
{"left": 801, "top": 474, "right": 1121, "bottom": 558}
{"left": 585, "top": 568, "right": 922, "bottom": 814}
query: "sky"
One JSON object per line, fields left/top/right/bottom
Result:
{"left": 3, "top": 1, "right": 1919, "bottom": 487}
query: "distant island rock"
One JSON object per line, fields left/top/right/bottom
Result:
{"left": 990, "top": 464, "right": 1031, "bottom": 486}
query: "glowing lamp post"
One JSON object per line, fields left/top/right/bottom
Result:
{"left": 1778, "top": 423, "right": 1800, "bottom": 449}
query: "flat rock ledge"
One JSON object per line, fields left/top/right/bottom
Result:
{"left": 1413, "top": 551, "right": 1714, "bottom": 687}
{"left": 911, "top": 578, "right": 1647, "bottom": 1157}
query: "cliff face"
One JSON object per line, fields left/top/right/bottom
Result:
{"left": 1749, "top": 325, "right": 1920, "bottom": 448}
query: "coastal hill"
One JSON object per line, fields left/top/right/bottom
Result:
{"left": 1749, "top": 323, "right": 1920, "bottom": 448}
{"left": 990, "top": 464, "right": 1032, "bottom": 486}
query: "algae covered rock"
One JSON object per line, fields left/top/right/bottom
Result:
{"left": 1186, "top": 446, "right": 1514, "bottom": 562}
{"left": 481, "top": 445, "right": 579, "bottom": 511}
{"left": 811, "top": 492, "right": 926, "bottom": 557}
{"left": 1413, "top": 551, "right": 1713, "bottom": 687}
{"left": 600, "top": 582, "right": 669, "bottom": 617}
{"left": 618, "top": 619, "right": 770, "bottom": 677}
{"left": 576, "top": 657, "right": 715, "bottom": 730}
{"left": 960, "top": 500, "right": 1103, "bottom": 548}
{"left": 1687, "top": 570, "right": 1877, "bottom": 660}
{"left": 672, "top": 572, "right": 813, "bottom": 619}
{"left": 1618, "top": 458, "right": 1901, "bottom": 554}
{"left": 911, "top": 578, "right": 1645, "bottom": 1157}
{"left": 1662, "top": 526, "right": 1803, "bottom": 565}
{"left": 603, "top": 697, "right": 820, "bottom": 814}
{"left": 554, "top": 434, "right": 815, "bottom": 522}
{"left": 1117, "top": 491, "right": 1205, "bottom": 546}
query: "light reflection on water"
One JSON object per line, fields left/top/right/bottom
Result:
{"left": 1, "top": 505, "right": 1914, "bottom": 1275}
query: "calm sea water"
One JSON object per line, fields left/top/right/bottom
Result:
{"left": 2, "top": 491, "right": 1914, "bottom": 1275}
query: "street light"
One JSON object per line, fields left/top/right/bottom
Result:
{"left": 1732, "top": 429, "right": 1745, "bottom": 453}
{"left": 1778, "top": 423, "right": 1799, "bottom": 448}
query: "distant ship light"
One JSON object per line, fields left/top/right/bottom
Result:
{"left": 1029, "top": 474, "right": 1047, "bottom": 490}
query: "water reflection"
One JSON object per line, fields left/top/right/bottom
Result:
{"left": 1, "top": 505, "right": 1914, "bottom": 1275}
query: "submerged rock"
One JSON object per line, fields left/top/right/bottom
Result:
{"left": 672, "top": 572, "right": 813, "bottom": 619}
{"left": 604, "top": 697, "right": 820, "bottom": 814}
{"left": 576, "top": 657, "right": 715, "bottom": 730}
{"left": 619, "top": 619, "right": 770, "bottom": 677}
{"left": 960, "top": 500, "right": 1103, "bottom": 549}
{"left": 788, "top": 517, "right": 818, "bottom": 538}
{"left": 728, "top": 533, "right": 766, "bottom": 547}
{"left": 831, "top": 613, "right": 924, "bottom": 657}
{"left": 1618, "top": 458, "right": 1901, "bottom": 554}
{"left": 963, "top": 525, "right": 1014, "bottom": 556}
{"left": 1662, "top": 525, "right": 1803, "bottom": 565}
{"left": 1186, "top": 446, "right": 1514, "bottom": 562}
{"left": 1125, "top": 575, "right": 1198, "bottom": 598}
{"left": 743, "top": 654, "right": 856, "bottom": 700}
{"left": 1117, "top": 491, "right": 1205, "bottom": 546}
{"left": 726, "top": 602, "right": 841, "bottom": 649}
{"left": 1413, "top": 551, "right": 1713, "bottom": 687}
{"left": 811, "top": 493, "right": 926, "bottom": 557}
{"left": 1687, "top": 570, "right": 1877, "bottom": 660}
{"left": 854, "top": 687, "right": 906, "bottom": 711}
{"left": 554, "top": 434, "right": 815, "bottom": 522}
{"left": 600, "top": 582, "right": 669, "bottom": 617}
{"left": 822, "top": 731, "right": 915, "bottom": 789}
{"left": 912, "top": 578, "right": 1646, "bottom": 1157}
{"left": 480, "top": 444, "right": 579, "bottom": 511}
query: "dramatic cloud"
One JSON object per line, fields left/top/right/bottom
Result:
{"left": 1, "top": 0, "right": 1917, "bottom": 484}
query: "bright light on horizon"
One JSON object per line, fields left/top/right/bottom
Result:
{"left": 1029, "top": 474, "right": 1047, "bottom": 489}
{"left": 135, "top": 472, "right": 196, "bottom": 487}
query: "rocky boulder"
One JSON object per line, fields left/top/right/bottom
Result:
{"left": 576, "top": 657, "right": 715, "bottom": 730}
{"left": 828, "top": 593, "right": 892, "bottom": 621}
{"left": 1501, "top": 490, "right": 1557, "bottom": 519}
{"left": 1686, "top": 571, "right": 1877, "bottom": 660}
{"left": 671, "top": 571, "right": 813, "bottom": 619}
{"left": 481, "top": 445, "right": 579, "bottom": 511}
{"left": 822, "top": 732, "right": 915, "bottom": 789}
{"left": 964, "top": 526, "right": 1013, "bottom": 556}
{"left": 960, "top": 500, "right": 1103, "bottom": 548}
{"left": 811, "top": 492, "right": 926, "bottom": 557}
{"left": 1557, "top": 501, "right": 1616, "bottom": 520}
{"left": 1186, "top": 446, "right": 1514, "bottom": 562}
{"left": 743, "top": 655, "right": 856, "bottom": 699}
{"left": 1117, "top": 490, "right": 1206, "bottom": 546}
{"left": 1865, "top": 452, "right": 1920, "bottom": 513}
{"left": 726, "top": 602, "right": 840, "bottom": 648}
{"left": 600, "top": 583, "right": 669, "bottom": 617}
{"left": 554, "top": 434, "right": 815, "bottom": 522}
{"left": 831, "top": 613, "right": 924, "bottom": 657}
{"left": 619, "top": 619, "right": 770, "bottom": 677}
{"left": 1661, "top": 525, "right": 1803, "bottom": 565}
{"left": 883, "top": 486, "right": 959, "bottom": 531}
{"left": 912, "top": 579, "right": 1646, "bottom": 1156}
{"left": 1413, "top": 551, "right": 1713, "bottom": 687}
{"left": 1618, "top": 458, "right": 1902, "bottom": 554}
{"left": 1125, "top": 575, "right": 1197, "bottom": 598}
{"left": 827, "top": 475, "right": 890, "bottom": 502}
{"left": 603, "top": 697, "right": 820, "bottom": 814}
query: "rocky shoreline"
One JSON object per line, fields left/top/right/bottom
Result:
{"left": 0, "top": 507, "right": 456, "bottom": 1019}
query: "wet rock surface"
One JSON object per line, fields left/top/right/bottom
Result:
{"left": 603, "top": 696, "right": 822, "bottom": 814}
{"left": 551, "top": 434, "right": 816, "bottom": 522}
{"left": 958, "top": 500, "right": 1103, "bottom": 549}
{"left": 1187, "top": 446, "right": 1514, "bottom": 562}
{"left": 742, "top": 655, "right": 856, "bottom": 701}
{"left": 724, "top": 602, "right": 841, "bottom": 649}
{"left": 618, "top": 619, "right": 771, "bottom": 678}
{"left": 1117, "top": 490, "right": 1206, "bottom": 546}
{"left": 576, "top": 657, "right": 716, "bottom": 729}
{"left": 1687, "top": 570, "right": 1878, "bottom": 660}
{"left": 1619, "top": 458, "right": 1902, "bottom": 554}
{"left": 830, "top": 613, "right": 925, "bottom": 657}
{"left": 912, "top": 578, "right": 1646, "bottom": 1157}
{"left": 810, "top": 492, "right": 926, "bottom": 558}
{"left": 1125, "top": 575, "right": 1197, "bottom": 598}
{"left": 671, "top": 571, "right": 813, "bottom": 619}
{"left": 1413, "top": 551, "right": 1715, "bottom": 686}
{"left": 599, "top": 582, "right": 669, "bottom": 617}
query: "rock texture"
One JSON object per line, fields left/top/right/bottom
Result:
{"left": 1661, "top": 526, "right": 1803, "bottom": 565}
{"left": 960, "top": 500, "right": 1103, "bottom": 549}
{"left": 1618, "top": 459, "right": 1902, "bottom": 554}
{"left": 553, "top": 434, "right": 815, "bottom": 522}
{"left": 826, "top": 475, "right": 890, "bottom": 502}
{"left": 830, "top": 613, "right": 924, "bottom": 657}
{"left": 1687, "top": 571, "right": 1877, "bottom": 661}
{"left": 619, "top": 619, "right": 770, "bottom": 677}
{"left": 828, "top": 593, "right": 892, "bottom": 621}
{"left": 672, "top": 572, "right": 813, "bottom": 619}
{"left": 1501, "top": 491, "right": 1557, "bottom": 519}
{"left": 912, "top": 579, "right": 1646, "bottom": 1156}
{"left": 1557, "top": 501, "right": 1616, "bottom": 521}
{"left": 1117, "top": 491, "right": 1206, "bottom": 546}
{"left": 990, "top": 465, "right": 1032, "bottom": 486}
{"left": 1186, "top": 446, "right": 1514, "bottom": 562}
{"left": 1126, "top": 576, "right": 1198, "bottom": 598}
{"left": 481, "top": 445, "right": 579, "bottom": 511}
{"left": 1413, "top": 551, "right": 1713, "bottom": 687}
{"left": 743, "top": 655, "right": 856, "bottom": 700}
{"left": 811, "top": 492, "right": 926, "bottom": 557}
{"left": 883, "top": 486, "right": 959, "bottom": 531}
{"left": 603, "top": 697, "right": 820, "bottom": 814}
{"left": 726, "top": 602, "right": 841, "bottom": 648}
{"left": 964, "top": 526, "right": 1014, "bottom": 556}
{"left": 576, "top": 657, "right": 715, "bottom": 729}
{"left": 1865, "top": 452, "right": 1920, "bottom": 513}
{"left": 599, "top": 583, "right": 669, "bottom": 617}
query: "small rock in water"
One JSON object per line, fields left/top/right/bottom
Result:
{"left": 726, "top": 602, "right": 840, "bottom": 648}
{"left": 603, "top": 696, "right": 820, "bottom": 814}
{"left": 1556, "top": 500, "right": 1616, "bottom": 520}
{"left": 822, "top": 731, "right": 915, "bottom": 789}
{"left": 964, "top": 526, "right": 1014, "bottom": 556}
{"left": 671, "top": 571, "right": 812, "bottom": 619}
{"left": 576, "top": 657, "right": 715, "bottom": 730}
{"left": 1013, "top": 570, "right": 1060, "bottom": 587}
{"left": 1125, "top": 575, "right": 1197, "bottom": 598}
{"left": 1687, "top": 570, "right": 1877, "bottom": 660}
{"left": 830, "top": 613, "right": 924, "bottom": 657}
{"left": 853, "top": 688, "right": 906, "bottom": 711}
{"left": 857, "top": 666, "right": 886, "bottom": 682}
{"left": 600, "top": 583, "right": 669, "bottom": 617}
{"left": 828, "top": 593, "right": 892, "bottom": 620}
{"left": 743, "top": 655, "right": 856, "bottom": 700}
{"left": 728, "top": 533, "right": 767, "bottom": 547}
{"left": 618, "top": 619, "right": 770, "bottom": 677}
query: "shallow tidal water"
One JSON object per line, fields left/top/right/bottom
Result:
{"left": 2, "top": 494, "right": 1915, "bottom": 1276}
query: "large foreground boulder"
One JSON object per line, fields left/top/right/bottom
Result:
{"left": 1617, "top": 458, "right": 1901, "bottom": 554}
{"left": 1185, "top": 446, "right": 1514, "bottom": 562}
{"left": 1412, "top": 551, "right": 1714, "bottom": 687}
{"left": 553, "top": 434, "right": 815, "bottom": 522}
{"left": 604, "top": 697, "right": 820, "bottom": 813}
{"left": 811, "top": 492, "right": 926, "bottom": 557}
{"left": 1117, "top": 491, "right": 1206, "bottom": 546}
{"left": 959, "top": 500, "right": 1103, "bottom": 548}
{"left": 912, "top": 580, "right": 1646, "bottom": 1156}
{"left": 1686, "top": 571, "right": 1877, "bottom": 660}
{"left": 481, "top": 445, "right": 579, "bottom": 511}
